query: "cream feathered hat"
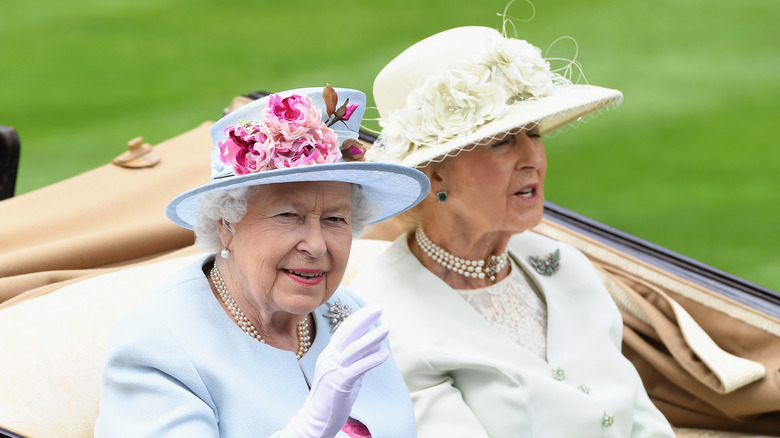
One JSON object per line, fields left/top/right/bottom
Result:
{"left": 366, "top": 26, "right": 623, "bottom": 167}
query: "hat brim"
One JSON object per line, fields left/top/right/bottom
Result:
{"left": 400, "top": 84, "right": 623, "bottom": 167}
{"left": 166, "top": 162, "right": 430, "bottom": 229}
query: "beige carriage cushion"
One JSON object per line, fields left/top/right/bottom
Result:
{"left": 0, "top": 254, "right": 204, "bottom": 438}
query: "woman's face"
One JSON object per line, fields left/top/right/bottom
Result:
{"left": 219, "top": 181, "right": 353, "bottom": 317}
{"left": 433, "top": 125, "right": 547, "bottom": 235}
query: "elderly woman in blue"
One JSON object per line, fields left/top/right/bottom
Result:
{"left": 350, "top": 27, "right": 676, "bottom": 437}
{"left": 94, "top": 86, "right": 428, "bottom": 437}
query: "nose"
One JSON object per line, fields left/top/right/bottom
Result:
{"left": 513, "top": 131, "right": 546, "bottom": 170}
{"left": 296, "top": 218, "right": 327, "bottom": 259}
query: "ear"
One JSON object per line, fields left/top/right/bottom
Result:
{"left": 428, "top": 164, "right": 448, "bottom": 193}
{"left": 216, "top": 219, "right": 234, "bottom": 250}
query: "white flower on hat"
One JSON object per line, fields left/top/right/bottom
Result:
{"left": 477, "top": 37, "right": 556, "bottom": 101}
{"left": 369, "top": 34, "right": 562, "bottom": 164}
{"left": 410, "top": 65, "right": 507, "bottom": 147}
{"left": 370, "top": 109, "right": 421, "bottom": 164}
{"left": 372, "top": 65, "right": 507, "bottom": 164}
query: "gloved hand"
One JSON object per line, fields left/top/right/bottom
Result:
{"left": 279, "top": 303, "right": 389, "bottom": 438}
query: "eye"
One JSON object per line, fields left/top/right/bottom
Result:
{"left": 323, "top": 215, "right": 350, "bottom": 229}
{"left": 276, "top": 212, "right": 300, "bottom": 221}
{"left": 490, "top": 139, "right": 511, "bottom": 148}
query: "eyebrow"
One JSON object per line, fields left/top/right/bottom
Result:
{"left": 269, "top": 198, "right": 351, "bottom": 213}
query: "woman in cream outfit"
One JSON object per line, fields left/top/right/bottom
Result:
{"left": 349, "top": 27, "right": 676, "bottom": 437}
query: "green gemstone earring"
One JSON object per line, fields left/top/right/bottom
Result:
{"left": 436, "top": 191, "right": 448, "bottom": 203}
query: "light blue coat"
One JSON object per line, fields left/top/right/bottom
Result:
{"left": 95, "top": 256, "right": 416, "bottom": 437}
{"left": 350, "top": 232, "right": 675, "bottom": 438}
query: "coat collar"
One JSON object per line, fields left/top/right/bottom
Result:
{"left": 389, "top": 231, "right": 581, "bottom": 368}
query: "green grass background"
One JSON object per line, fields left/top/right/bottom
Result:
{"left": 2, "top": 0, "right": 778, "bottom": 291}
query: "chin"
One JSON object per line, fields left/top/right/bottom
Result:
{"left": 512, "top": 202, "right": 544, "bottom": 226}
{"left": 285, "top": 296, "right": 327, "bottom": 315}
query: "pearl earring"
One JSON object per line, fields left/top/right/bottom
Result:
{"left": 436, "top": 191, "right": 448, "bottom": 203}
{"left": 220, "top": 248, "right": 230, "bottom": 259}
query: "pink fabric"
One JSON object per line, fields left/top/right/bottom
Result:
{"left": 342, "top": 418, "right": 371, "bottom": 438}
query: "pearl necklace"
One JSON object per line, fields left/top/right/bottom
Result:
{"left": 210, "top": 265, "right": 311, "bottom": 360}
{"left": 415, "top": 226, "right": 509, "bottom": 282}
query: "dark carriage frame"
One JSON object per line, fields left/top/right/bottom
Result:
{"left": 0, "top": 428, "right": 24, "bottom": 438}
{"left": 0, "top": 125, "right": 20, "bottom": 201}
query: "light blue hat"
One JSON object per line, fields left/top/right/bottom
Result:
{"left": 166, "top": 86, "right": 430, "bottom": 229}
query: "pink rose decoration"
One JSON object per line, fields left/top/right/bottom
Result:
{"left": 339, "top": 138, "right": 366, "bottom": 162}
{"left": 219, "top": 123, "right": 277, "bottom": 174}
{"left": 266, "top": 95, "right": 319, "bottom": 129}
{"left": 268, "top": 94, "right": 306, "bottom": 122}
{"left": 342, "top": 103, "right": 359, "bottom": 121}
{"left": 218, "top": 94, "right": 342, "bottom": 175}
{"left": 322, "top": 85, "right": 362, "bottom": 128}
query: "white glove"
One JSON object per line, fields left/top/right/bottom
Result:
{"left": 279, "top": 303, "right": 389, "bottom": 438}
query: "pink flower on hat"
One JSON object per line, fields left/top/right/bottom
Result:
{"left": 268, "top": 94, "right": 308, "bottom": 122}
{"left": 218, "top": 94, "right": 341, "bottom": 175}
{"left": 322, "top": 84, "right": 361, "bottom": 128}
{"left": 342, "top": 102, "right": 359, "bottom": 120}
{"left": 220, "top": 123, "right": 275, "bottom": 175}
{"left": 265, "top": 94, "right": 322, "bottom": 136}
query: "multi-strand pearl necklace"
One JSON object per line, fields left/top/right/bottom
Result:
{"left": 415, "top": 226, "right": 509, "bottom": 282}
{"left": 210, "top": 265, "right": 311, "bottom": 360}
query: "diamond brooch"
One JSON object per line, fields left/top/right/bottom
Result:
{"left": 528, "top": 249, "right": 561, "bottom": 277}
{"left": 323, "top": 298, "right": 352, "bottom": 333}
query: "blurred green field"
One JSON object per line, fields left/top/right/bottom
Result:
{"left": 2, "top": 0, "right": 778, "bottom": 291}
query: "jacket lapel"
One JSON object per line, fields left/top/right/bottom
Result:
{"left": 400, "top": 236, "right": 553, "bottom": 372}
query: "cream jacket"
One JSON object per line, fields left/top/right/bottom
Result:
{"left": 349, "top": 231, "right": 675, "bottom": 438}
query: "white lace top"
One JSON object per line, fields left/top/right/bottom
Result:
{"left": 457, "top": 259, "right": 548, "bottom": 360}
